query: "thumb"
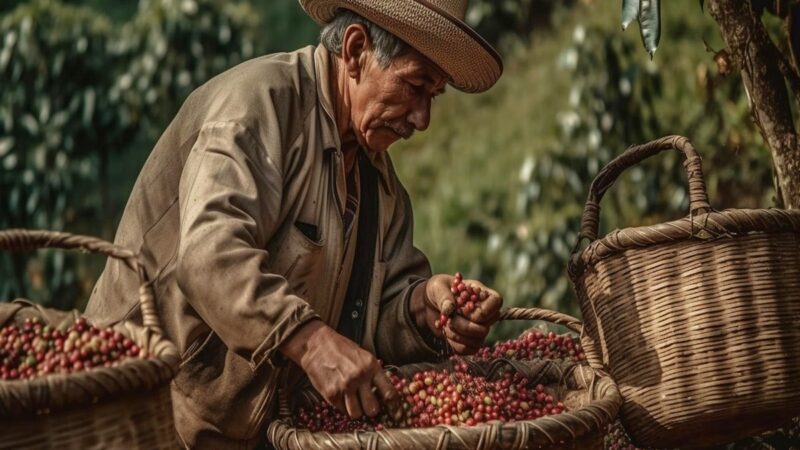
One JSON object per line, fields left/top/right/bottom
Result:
{"left": 440, "top": 298, "right": 456, "bottom": 316}
{"left": 426, "top": 276, "right": 456, "bottom": 315}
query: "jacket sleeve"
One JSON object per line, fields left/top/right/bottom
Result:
{"left": 175, "top": 121, "right": 319, "bottom": 371}
{"left": 374, "top": 173, "right": 441, "bottom": 365}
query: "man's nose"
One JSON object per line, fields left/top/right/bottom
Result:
{"left": 407, "top": 97, "right": 431, "bottom": 131}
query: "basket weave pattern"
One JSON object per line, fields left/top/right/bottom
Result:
{"left": 1, "top": 386, "right": 174, "bottom": 449}
{"left": 0, "top": 229, "right": 180, "bottom": 450}
{"left": 568, "top": 136, "right": 800, "bottom": 448}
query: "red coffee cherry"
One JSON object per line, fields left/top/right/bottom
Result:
{"left": 0, "top": 317, "right": 149, "bottom": 381}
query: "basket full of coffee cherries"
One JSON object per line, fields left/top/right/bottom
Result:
{"left": 268, "top": 273, "right": 622, "bottom": 450}
{"left": 0, "top": 229, "right": 180, "bottom": 450}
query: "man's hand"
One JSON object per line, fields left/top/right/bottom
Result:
{"left": 411, "top": 274, "right": 503, "bottom": 354}
{"left": 279, "top": 320, "right": 402, "bottom": 420}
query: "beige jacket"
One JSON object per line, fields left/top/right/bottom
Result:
{"left": 85, "top": 45, "right": 438, "bottom": 449}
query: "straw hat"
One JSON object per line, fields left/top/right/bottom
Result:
{"left": 298, "top": 0, "right": 503, "bottom": 93}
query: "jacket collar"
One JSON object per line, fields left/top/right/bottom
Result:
{"left": 313, "top": 45, "right": 393, "bottom": 193}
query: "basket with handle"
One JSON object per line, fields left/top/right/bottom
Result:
{"left": 0, "top": 229, "right": 180, "bottom": 449}
{"left": 567, "top": 135, "right": 800, "bottom": 449}
{"left": 267, "top": 306, "right": 621, "bottom": 450}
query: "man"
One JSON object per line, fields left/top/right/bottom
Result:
{"left": 86, "top": 0, "right": 504, "bottom": 448}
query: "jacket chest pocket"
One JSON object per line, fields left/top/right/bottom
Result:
{"left": 266, "top": 223, "right": 326, "bottom": 303}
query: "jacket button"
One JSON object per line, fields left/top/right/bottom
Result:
{"left": 355, "top": 299, "right": 363, "bottom": 307}
{"left": 351, "top": 310, "right": 359, "bottom": 319}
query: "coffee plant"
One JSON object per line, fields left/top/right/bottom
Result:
{"left": 0, "top": 0, "right": 260, "bottom": 307}
{"left": 111, "top": 0, "right": 259, "bottom": 140}
{"left": 0, "top": 1, "right": 125, "bottom": 306}
{"left": 465, "top": 0, "right": 575, "bottom": 48}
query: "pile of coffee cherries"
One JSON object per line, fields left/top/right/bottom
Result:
{"left": 0, "top": 317, "right": 146, "bottom": 380}
{"left": 296, "top": 361, "right": 565, "bottom": 433}
{"left": 434, "top": 272, "right": 488, "bottom": 330}
{"left": 474, "top": 330, "right": 586, "bottom": 363}
{"left": 604, "top": 421, "right": 640, "bottom": 450}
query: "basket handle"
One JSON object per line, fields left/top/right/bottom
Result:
{"left": 576, "top": 135, "right": 711, "bottom": 245}
{"left": 498, "top": 307, "right": 583, "bottom": 334}
{"left": 0, "top": 229, "right": 163, "bottom": 335}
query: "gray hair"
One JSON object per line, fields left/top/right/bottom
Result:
{"left": 320, "top": 9, "right": 407, "bottom": 68}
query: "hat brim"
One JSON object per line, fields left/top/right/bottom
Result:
{"left": 299, "top": 0, "right": 503, "bottom": 93}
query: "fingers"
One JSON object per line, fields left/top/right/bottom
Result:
{"left": 440, "top": 298, "right": 456, "bottom": 317}
{"left": 443, "top": 324, "right": 483, "bottom": 354}
{"left": 358, "top": 383, "right": 381, "bottom": 418}
{"left": 334, "top": 370, "right": 402, "bottom": 420}
{"left": 372, "top": 371, "right": 403, "bottom": 421}
{"left": 327, "top": 393, "right": 347, "bottom": 416}
{"left": 448, "top": 314, "right": 490, "bottom": 339}
{"left": 467, "top": 284, "right": 503, "bottom": 324}
{"left": 344, "top": 390, "right": 363, "bottom": 419}
{"left": 443, "top": 336, "right": 480, "bottom": 355}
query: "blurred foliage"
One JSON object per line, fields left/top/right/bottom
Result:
{"left": 0, "top": 0, "right": 262, "bottom": 308}
{"left": 258, "top": 1, "right": 319, "bottom": 53}
{"left": 110, "top": 0, "right": 260, "bottom": 139}
{"left": 392, "top": 2, "right": 774, "bottom": 341}
{"left": 465, "top": 0, "right": 575, "bottom": 48}
{"left": 0, "top": 0, "right": 122, "bottom": 307}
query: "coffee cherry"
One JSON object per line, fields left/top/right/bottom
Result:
{"left": 603, "top": 421, "right": 640, "bottom": 450}
{"left": 0, "top": 317, "right": 149, "bottom": 381}
{"left": 296, "top": 363, "right": 568, "bottom": 432}
{"left": 436, "top": 273, "right": 490, "bottom": 332}
{"left": 473, "top": 330, "right": 586, "bottom": 363}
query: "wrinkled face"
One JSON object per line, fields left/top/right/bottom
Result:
{"left": 349, "top": 49, "right": 448, "bottom": 153}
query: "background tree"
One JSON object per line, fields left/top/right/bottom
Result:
{"left": 707, "top": 0, "right": 800, "bottom": 209}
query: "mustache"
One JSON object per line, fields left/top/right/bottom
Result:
{"left": 384, "top": 121, "right": 414, "bottom": 139}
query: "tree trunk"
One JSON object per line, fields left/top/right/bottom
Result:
{"left": 708, "top": 0, "right": 800, "bottom": 209}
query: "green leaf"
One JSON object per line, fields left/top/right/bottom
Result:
{"left": 0, "top": 137, "right": 13, "bottom": 157}
{"left": 639, "top": 0, "right": 661, "bottom": 58}
{"left": 622, "top": 0, "right": 640, "bottom": 30}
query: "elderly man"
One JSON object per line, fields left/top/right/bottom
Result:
{"left": 86, "top": 0, "right": 504, "bottom": 448}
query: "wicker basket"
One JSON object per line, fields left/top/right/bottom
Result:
{"left": 267, "top": 307, "right": 621, "bottom": 450}
{"left": 0, "top": 229, "right": 180, "bottom": 449}
{"left": 567, "top": 135, "right": 800, "bottom": 449}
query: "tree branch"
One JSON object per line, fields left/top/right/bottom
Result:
{"left": 709, "top": 0, "right": 800, "bottom": 208}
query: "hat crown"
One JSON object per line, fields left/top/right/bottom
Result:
{"left": 427, "top": 0, "right": 468, "bottom": 20}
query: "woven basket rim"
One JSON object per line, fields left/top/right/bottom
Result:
{"left": 570, "top": 207, "right": 800, "bottom": 277}
{"left": 0, "top": 317, "right": 179, "bottom": 417}
{"left": 268, "top": 360, "right": 621, "bottom": 449}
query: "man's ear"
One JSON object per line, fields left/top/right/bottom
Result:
{"left": 342, "top": 23, "right": 370, "bottom": 81}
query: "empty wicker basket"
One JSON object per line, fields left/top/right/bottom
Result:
{"left": 267, "top": 307, "right": 621, "bottom": 450}
{"left": 568, "top": 135, "right": 800, "bottom": 448}
{"left": 0, "top": 230, "right": 180, "bottom": 449}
